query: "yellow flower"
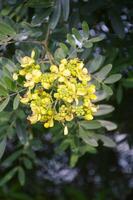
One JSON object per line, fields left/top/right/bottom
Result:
{"left": 21, "top": 56, "right": 35, "bottom": 68}
{"left": 13, "top": 73, "right": 18, "bottom": 80}
{"left": 13, "top": 52, "right": 98, "bottom": 135}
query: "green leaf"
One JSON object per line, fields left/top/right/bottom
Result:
{"left": 83, "top": 40, "right": 93, "bottom": 48}
{"left": 104, "top": 74, "right": 122, "bottom": 84}
{"left": 108, "top": 8, "right": 125, "bottom": 39}
{"left": 94, "top": 104, "right": 115, "bottom": 116}
{"left": 13, "top": 94, "right": 20, "bottom": 110}
{"left": 0, "top": 84, "right": 8, "bottom": 96}
{"left": 88, "top": 35, "right": 105, "bottom": 43}
{"left": 122, "top": 78, "right": 133, "bottom": 88}
{"left": 61, "top": 0, "right": 70, "bottom": 21}
{"left": 67, "top": 34, "right": 76, "bottom": 48}
{"left": 82, "top": 21, "right": 89, "bottom": 38}
{"left": 18, "top": 167, "right": 25, "bottom": 186}
{"left": 94, "top": 90, "right": 107, "bottom": 102}
{"left": 79, "top": 145, "right": 96, "bottom": 155}
{"left": 16, "top": 122, "right": 27, "bottom": 145}
{"left": 0, "top": 57, "right": 17, "bottom": 72}
{"left": 72, "top": 28, "right": 82, "bottom": 41}
{"left": 49, "top": 0, "right": 61, "bottom": 29}
{"left": 23, "top": 158, "right": 33, "bottom": 170}
{"left": 95, "top": 64, "right": 112, "bottom": 81}
{"left": 70, "top": 154, "right": 79, "bottom": 167}
{"left": 79, "top": 127, "right": 98, "bottom": 147}
{"left": 87, "top": 55, "right": 105, "bottom": 73}
{"left": 98, "top": 120, "right": 117, "bottom": 131}
{"left": 116, "top": 84, "right": 123, "bottom": 104}
{"left": 79, "top": 120, "right": 102, "bottom": 130}
{"left": 2, "top": 150, "right": 22, "bottom": 167}
{"left": 54, "top": 48, "right": 66, "bottom": 62}
{"left": 0, "top": 96, "right": 10, "bottom": 112}
{"left": 59, "top": 43, "right": 69, "bottom": 55}
{"left": 102, "top": 84, "right": 113, "bottom": 96}
{"left": 0, "top": 138, "right": 6, "bottom": 159}
{"left": 98, "top": 135, "right": 116, "bottom": 147}
{"left": 0, "top": 22, "right": 16, "bottom": 38}
{"left": 0, "top": 167, "right": 18, "bottom": 186}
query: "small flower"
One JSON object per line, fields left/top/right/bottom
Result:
{"left": 13, "top": 73, "right": 18, "bottom": 80}
{"left": 64, "top": 126, "right": 68, "bottom": 135}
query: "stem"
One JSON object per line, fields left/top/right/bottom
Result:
{"left": 0, "top": 88, "right": 26, "bottom": 102}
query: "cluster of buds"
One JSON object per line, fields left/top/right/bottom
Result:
{"left": 13, "top": 51, "right": 97, "bottom": 135}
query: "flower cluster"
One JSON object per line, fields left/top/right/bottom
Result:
{"left": 13, "top": 51, "right": 97, "bottom": 134}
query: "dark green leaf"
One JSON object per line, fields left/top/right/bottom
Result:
{"left": 16, "top": 122, "right": 27, "bottom": 145}
{"left": 0, "top": 167, "right": 17, "bottom": 186}
{"left": 2, "top": 150, "right": 22, "bottom": 167}
{"left": 26, "top": 0, "right": 54, "bottom": 8}
{"left": 122, "top": 78, "right": 133, "bottom": 88}
{"left": 61, "top": 0, "right": 70, "bottom": 21}
{"left": 108, "top": 8, "right": 125, "bottom": 39}
{"left": 116, "top": 84, "right": 123, "bottom": 104}
{"left": 23, "top": 158, "right": 33, "bottom": 169}
{"left": 98, "top": 135, "right": 116, "bottom": 147}
{"left": 18, "top": 166, "right": 25, "bottom": 186}
{"left": 0, "top": 138, "right": 6, "bottom": 159}
{"left": 49, "top": 0, "right": 61, "bottom": 29}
